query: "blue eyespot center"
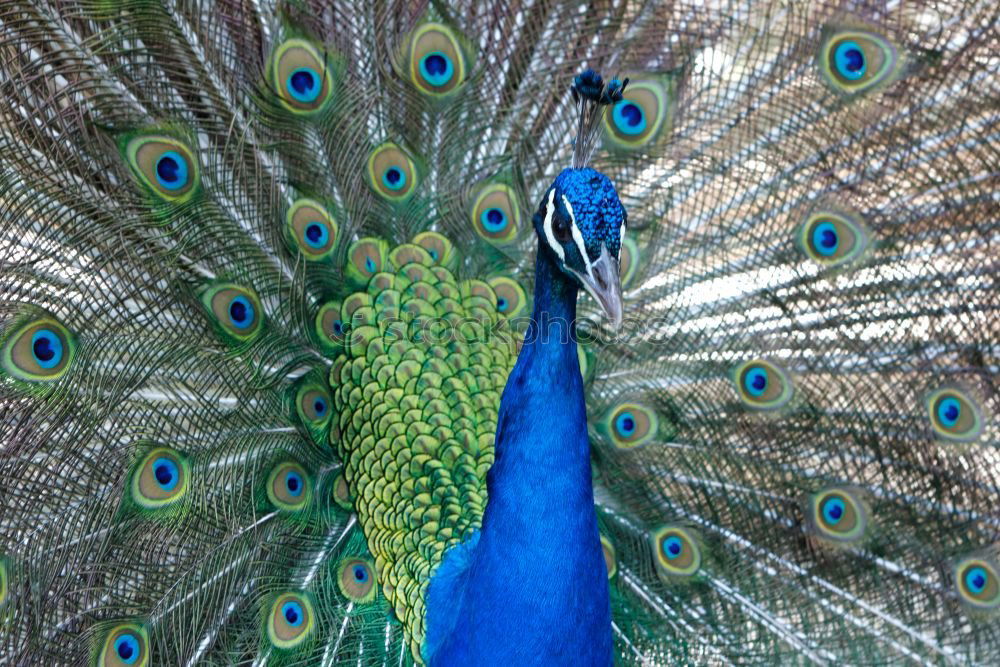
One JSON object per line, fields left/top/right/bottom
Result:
{"left": 228, "top": 296, "right": 254, "bottom": 329}
{"left": 114, "top": 634, "right": 140, "bottom": 664}
{"left": 382, "top": 167, "right": 406, "bottom": 191}
{"left": 834, "top": 41, "right": 866, "bottom": 80}
{"left": 332, "top": 321, "right": 343, "bottom": 335}
{"left": 287, "top": 67, "right": 321, "bottom": 103}
{"left": 822, "top": 496, "right": 845, "bottom": 525}
{"left": 285, "top": 471, "right": 303, "bottom": 496}
{"left": 155, "top": 151, "right": 188, "bottom": 190}
{"left": 744, "top": 368, "right": 768, "bottom": 396}
{"left": 419, "top": 51, "right": 454, "bottom": 87}
{"left": 313, "top": 397, "right": 327, "bottom": 417}
{"left": 303, "top": 222, "right": 328, "bottom": 249}
{"left": 365, "top": 256, "right": 377, "bottom": 273}
{"left": 612, "top": 100, "right": 647, "bottom": 136}
{"left": 152, "top": 457, "right": 179, "bottom": 491}
{"left": 282, "top": 601, "right": 304, "bottom": 626}
{"left": 663, "top": 536, "right": 683, "bottom": 559}
{"left": 937, "top": 396, "right": 961, "bottom": 428}
{"left": 353, "top": 564, "right": 369, "bottom": 582}
{"left": 812, "top": 221, "right": 839, "bottom": 256}
{"left": 31, "top": 330, "right": 62, "bottom": 368}
{"left": 497, "top": 297, "right": 508, "bottom": 312}
{"left": 615, "top": 412, "right": 636, "bottom": 437}
{"left": 965, "top": 566, "right": 988, "bottom": 594}
{"left": 481, "top": 207, "right": 508, "bottom": 233}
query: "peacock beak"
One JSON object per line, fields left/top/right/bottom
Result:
{"left": 572, "top": 244, "right": 623, "bottom": 330}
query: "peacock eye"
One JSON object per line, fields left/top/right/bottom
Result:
{"left": 553, "top": 217, "right": 571, "bottom": 242}
{"left": 267, "top": 593, "right": 315, "bottom": 648}
{"left": 294, "top": 381, "right": 333, "bottom": 440}
{"left": 603, "top": 402, "right": 659, "bottom": 449}
{"left": 124, "top": 135, "right": 199, "bottom": 203}
{"left": 131, "top": 447, "right": 188, "bottom": 510}
{"left": 266, "top": 462, "right": 312, "bottom": 511}
{"left": 471, "top": 183, "right": 521, "bottom": 244}
{"left": 286, "top": 199, "right": 337, "bottom": 260}
{"left": 406, "top": 23, "right": 468, "bottom": 96}
{"left": 651, "top": 525, "right": 702, "bottom": 579}
{"left": 99, "top": 623, "right": 149, "bottom": 666}
{"left": 733, "top": 359, "right": 794, "bottom": 410}
{"left": 954, "top": 556, "right": 1000, "bottom": 611}
{"left": 487, "top": 276, "right": 528, "bottom": 319}
{"left": 799, "top": 209, "right": 869, "bottom": 268}
{"left": 337, "top": 557, "right": 378, "bottom": 603}
{"left": 926, "top": 387, "right": 983, "bottom": 442}
{"left": 808, "top": 487, "right": 868, "bottom": 544}
{"left": 818, "top": 29, "right": 901, "bottom": 96}
{"left": 1, "top": 316, "right": 75, "bottom": 382}
{"left": 200, "top": 284, "right": 263, "bottom": 343}
{"left": 366, "top": 143, "right": 418, "bottom": 202}
{"left": 271, "top": 39, "right": 332, "bottom": 113}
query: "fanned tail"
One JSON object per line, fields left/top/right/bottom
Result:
{"left": 1, "top": 1, "right": 998, "bottom": 665}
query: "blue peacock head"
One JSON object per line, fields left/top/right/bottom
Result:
{"left": 534, "top": 168, "right": 626, "bottom": 328}
{"left": 533, "top": 70, "right": 629, "bottom": 329}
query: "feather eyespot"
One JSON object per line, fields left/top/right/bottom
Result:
{"left": 331, "top": 472, "right": 354, "bottom": 510}
{"left": 578, "top": 344, "right": 594, "bottom": 383}
{"left": 301, "top": 390, "right": 329, "bottom": 421}
{"left": 407, "top": 23, "right": 468, "bottom": 96}
{"left": 337, "top": 557, "right": 377, "bottom": 602}
{"left": 954, "top": 556, "right": 1000, "bottom": 612}
{"left": 267, "top": 593, "right": 315, "bottom": 648}
{"left": 314, "top": 301, "right": 346, "bottom": 352}
{"left": 487, "top": 276, "right": 527, "bottom": 319}
{"left": 600, "top": 534, "right": 617, "bottom": 579}
{"left": 286, "top": 199, "right": 337, "bottom": 260}
{"left": 131, "top": 447, "right": 188, "bottom": 510}
{"left": 926, "top": 387, "right": 984, "bottom": 442}
{"left": 818, "top": 29, "right": 902, "bottom": 95}
{"left": 619, "top": 235, "right": 640, "bottom": 288}
{"left": 199, "top": 284, "right": 263, "bottom": 342}
{"left": 651, "top": 526, "right": 701, "bottom": 579}
{"left": 294, "top": 381, "right": 332, "bottom": 442}
{"left": 733, "top": 360, "right": 793, "bottom": 410}
{"left": 367, "top": 144, "right": 418, "bottom": 201}
{"left": 98, "top": 623, "right": 148, "bottom": 667}
{"left": 602, "top": 402, "right": 658, "bottom": 449}
{"left": 807, "top": 487, "right": 868, "bottom": 544}
{"left": 602, "top": 75, "right": 674, "bottom": 150}
{"left": 799, "top": 210, "right": 869, "bottom": 268}
{"left": 412, "top": 231, "right": 456, "bottom": 268}
{"left": 1, "top": 316, "right": 75, "bottom": 382}
{"left": 471, "top": 183, "right": 520, "bottom": 244}
{"left": 124, "top": 135, "right": 198, "bottom": 202}
{"left": 346, "top": 238, "right": 390, "bottom": 288}
{"left": 272, "top": 39, "right": 333, "bottom": 113}
{"left": 388, "top": 243, "right": 434, "bottom": 271}
{"left": 267, "top": 462, "right": 312, "bottom": 511}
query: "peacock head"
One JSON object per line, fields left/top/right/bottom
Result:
{"left": 534, "top": 167, "right": 626, "bottom": 329}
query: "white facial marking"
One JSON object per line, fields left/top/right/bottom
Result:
{"left": 561, "top": 194, "right": 593, "bottom": 274}
{"left": 542, "top": 189, "right": 565, "bottom": 261}
{"left": 618, "top": 217, "right": 626, "bottom": 262}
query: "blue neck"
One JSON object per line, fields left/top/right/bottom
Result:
{"left": 425, "top": 248, "right": 612, "bottom": 665}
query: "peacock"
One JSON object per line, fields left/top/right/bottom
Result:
{"left": 0, "top": 0, "right": 998, "bottom": 664}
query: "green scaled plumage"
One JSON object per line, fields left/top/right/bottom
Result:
{"left": 0, "top": 1, "right": 998, "bottom": 665}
